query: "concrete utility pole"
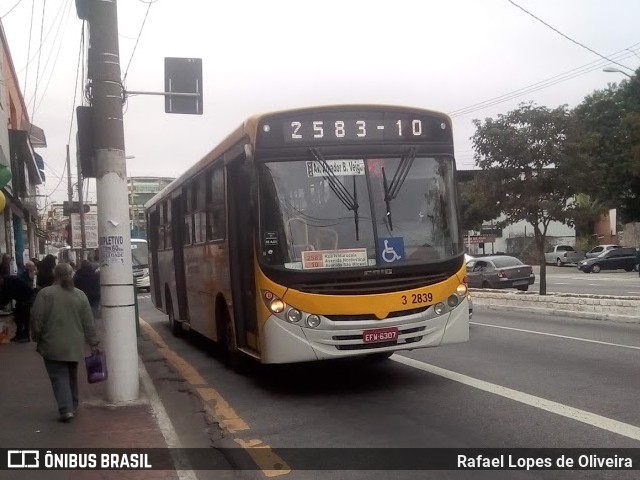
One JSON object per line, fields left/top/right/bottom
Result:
{"left": 86, "top": 0, "right": 139, "bottom": 402}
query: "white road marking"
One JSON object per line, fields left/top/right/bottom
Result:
{"left": 568, "top": 277, "right": 629, "bottom": 281}
{"left": 138, "top": 359, "right": 198, "bottom": 480}
{"left": 470, "top": 321, "right": 640, "bottom": 351}
{"left": 391, "top": 355, "right": 640, "bottom": 441}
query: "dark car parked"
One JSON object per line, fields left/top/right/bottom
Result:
{"left": 466, "top": 255, "right": 535, "bottom": 291}
{"left": 577, "top": 247, "right": 638, "bottom": 273}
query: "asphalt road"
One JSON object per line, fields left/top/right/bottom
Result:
{"left": 523, "top": 266, "right": 640, "bottom": 296}
{"left": 137, "top": 295, "right": 640, "bottom": 480}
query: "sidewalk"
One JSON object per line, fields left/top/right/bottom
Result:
{"left": 0, "top": 319, "right": 180, "bottom": 480}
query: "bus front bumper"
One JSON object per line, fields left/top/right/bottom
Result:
{"left": 260, "top": 298, "right": 469, "bottom": 364}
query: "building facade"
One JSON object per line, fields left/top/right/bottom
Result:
{"left": 128, "top": 177, "right": 174, "bottom": 238}
{"left": 0, "top": 21, "right": 47, "bottom": 269}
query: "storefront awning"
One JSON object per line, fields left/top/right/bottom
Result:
{"left": 9, "top": 130, "right": 44, "bottom": 189}
{"left": 28, "top": 123, "right": 47, "bottom": 148}
{"left": 35, "top": 152, "right": 45, "bottom": 182}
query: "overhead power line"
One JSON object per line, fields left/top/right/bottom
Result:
{"left": 0, "top": 0, "right": 24, "bottom": 18}
{"left": 47, "top": 23, "right": 84, "bottom": 200}
{"left": 29, "top": 0, "right": 47, "bottom": 123}
{"left": 449, "top": 43, "right": 640, "bottom": 118}
{"left": 507, "top": 0, "right": 634, "bottom": 72}
{"left": 29, "top": 0, "right": 73, "bottom": 113}
{"left": 16, "top": 0, "right": 69, "bottom": 74}
{"left": 123, "top": 0, "right": 154, "bottom": 83}
{"left": 23, "top": 0, "right": 35, "bottom": 99}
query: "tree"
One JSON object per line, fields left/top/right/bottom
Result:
{"left": 572, "top": 194, "right": 609, "bottom": 240}
{"left": 458, "top": 175, "right": 502, "bottom": 232}
{"left": 472, "top": 103, "right": 576, "bottom": 295}
{"left": 571, "top": 71, "right": 640, "bottom": 222}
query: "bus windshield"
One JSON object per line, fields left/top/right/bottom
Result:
{"left": 259, "top": 154, "right": 462, "bottom": 271}
{"left": 131, "top": 241, "right": 149, "bottom": 267}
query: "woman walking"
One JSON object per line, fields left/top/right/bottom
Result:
{"left": 31, "top": 263, "right": 100, "bottom": 422}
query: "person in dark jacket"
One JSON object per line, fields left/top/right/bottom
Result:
{"left": 0, "top": 253, "right": 11, "bottom": 276}
{"left": 0, "top": 274, "right": 36, "bottom": 343}
{"left": 37, "top": 254, "right": 56, "bottom": 289}
{"left": 74, "top": 260, "right": 101, "bottom": 318}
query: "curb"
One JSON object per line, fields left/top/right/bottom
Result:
{"left": 469, "top": 289, "right": 640, "bottom": 324}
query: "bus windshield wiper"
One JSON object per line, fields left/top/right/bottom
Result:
{"left": 309, "top": 148, "right": 360, "bottom": 241}
{"left": 382, "top": 147, "right": 417, "bottom": 230}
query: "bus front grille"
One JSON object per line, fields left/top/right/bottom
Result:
{"left": 291, "top": 272, "right": 449, "bottom": 295}
{"left": 324, "top": 306, "right": 429, "bottom": 322}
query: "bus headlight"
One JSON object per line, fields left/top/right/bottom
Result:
{"left": 306, "top": 314, "right": 321, "bottom": 328}
{"left": 269, "top": 299, "right": 286, "bottom": 314}
{"left": 262, "top": 290, "right": 287, "bottom": 314}
{"left": 286, "top": 308, "right": 302, "bottom": 323}
{"left": 456, "top": 283, "right": 467, "bottom": 296}
{"left": 434, "top": 303, "right": 446, "bottom": 316}
{"left": 447, "top": 295, "right": 459, "bottom": 308}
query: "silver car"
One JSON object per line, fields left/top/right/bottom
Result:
{"left": 466, "top": 255, "right": 535, "bottom": 291}
{"left": 585, "top": 244, "right": 621, "bottom": 258}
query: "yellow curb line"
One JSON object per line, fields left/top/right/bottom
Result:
{"left": 139, "top": 317, "right": 290, "bottom": 477}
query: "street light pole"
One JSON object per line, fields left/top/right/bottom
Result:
{"left": 602, "top": 67, "right": 632, "bottom": 78}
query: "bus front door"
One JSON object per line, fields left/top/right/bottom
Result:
{"left": 171, "top": 194, "right": 189, "bottom": 321}
{"left": 227, "top": 160, "right": 257, "bottom": 351}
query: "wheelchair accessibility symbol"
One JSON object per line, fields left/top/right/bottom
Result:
{"left": 378, "top": 237, "right": 405, "bottom": 264}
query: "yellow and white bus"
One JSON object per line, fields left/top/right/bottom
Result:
{"left": 145, "top": 105, "right": 469, "bottom": 365}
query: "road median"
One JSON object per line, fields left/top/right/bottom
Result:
{"left": 470, "top": 289, "right": 640, "bottom": 324}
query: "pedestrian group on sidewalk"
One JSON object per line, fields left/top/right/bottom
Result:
{"left": 0, "top": 254, "right": 102, "bottom": 423}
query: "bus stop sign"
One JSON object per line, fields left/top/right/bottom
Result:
{"left": 164, "top": 57, "right": 203, "bottom": 115}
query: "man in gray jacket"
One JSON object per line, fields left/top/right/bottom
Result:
{"left": 31, "top": 263, "right": 100, "bottom": 422}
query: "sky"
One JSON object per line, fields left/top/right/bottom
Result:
{"left": 2, "top": 0, "right": 639, "bottom": 205}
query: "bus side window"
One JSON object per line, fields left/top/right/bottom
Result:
{"left": 207, "top": 166, "right": 226, "bottom": 241}
{"left": 184, "top": 187, "right": 193, "bottom": 245}
{"left": 164, "top": 200, "right": 172, "bottom": 249}
{"left": 194, "top": 175, "right": 207, "bottom": 243}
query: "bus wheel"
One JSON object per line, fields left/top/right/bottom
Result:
{"left": 167, "top": 301, "right": 182, "bottom": 337}
{"left": 219, "top": 309, "right": 247, "bottom": 373}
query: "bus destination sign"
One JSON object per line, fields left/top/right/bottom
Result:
{"left": 258, "top": 111, "right": 452, "bottom": 147}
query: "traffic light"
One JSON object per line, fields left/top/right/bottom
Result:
{"left": 63, "top": 201, "right": 90, "bottom": 216}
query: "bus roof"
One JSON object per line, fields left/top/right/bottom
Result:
{"left": 145, "top": 104, "right": 452, "bottom": 210}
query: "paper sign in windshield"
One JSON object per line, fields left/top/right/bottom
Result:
{"left": 302, "top": 248, "right": 368, "bottom": 269}
{"left": 306, "top": 159, "right": 365, "bottom": 177}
